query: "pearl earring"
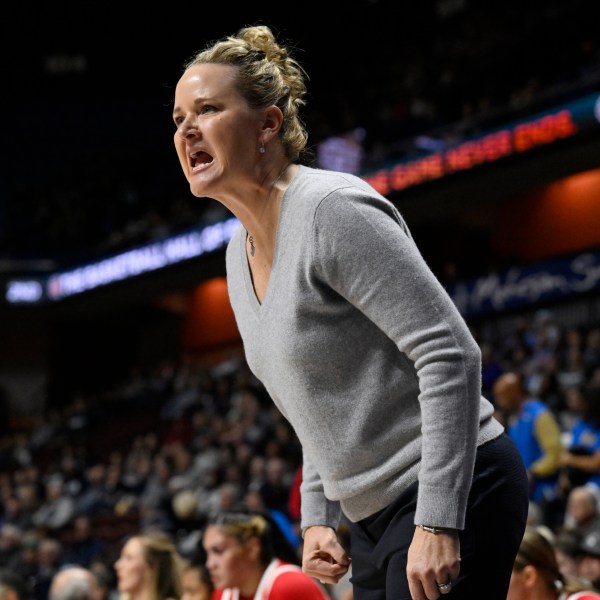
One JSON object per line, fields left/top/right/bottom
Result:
{"left": 259, "top": 142, "right": 266, "bottom": 154}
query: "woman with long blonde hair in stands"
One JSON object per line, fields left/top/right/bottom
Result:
{"left": 508, "top": 526, "right": 600, "bottom": 600}
{"left": 114, "top": 530, "right": 185, "bottom": 600}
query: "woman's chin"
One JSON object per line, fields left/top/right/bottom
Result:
{"left": 189, "top": 175, "right": 215, "bottom": 199}
{"left": 187, "top": 178, "right": 205, "bottom": 197}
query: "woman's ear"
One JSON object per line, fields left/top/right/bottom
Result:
{"left": 521, "top": 564, "right": 540, "bottom": 589}
{"left": 260, "top": 105, "right": 284, "bottom": 145}
{"left": 245, "top": 536, "right": 262, "bottom": 562}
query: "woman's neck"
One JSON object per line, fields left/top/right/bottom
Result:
{"left": 241, "top": 163, "right": 298, "bottom": 261}
{"left": 128, "top": 587, "right": 153, "bottom": 600}
{"left": 237, "top": 566, "right": 266, "bottom": 598}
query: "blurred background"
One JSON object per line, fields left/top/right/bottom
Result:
{"left": 2, "top": 0, "right": 600, "bottom": 597}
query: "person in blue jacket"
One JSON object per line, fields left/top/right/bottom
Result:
{"left": 493, "top": 371, "right": 563, "bottom": 503}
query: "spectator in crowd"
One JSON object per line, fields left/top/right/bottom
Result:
{"left": 202, "top": 482, "right": 242, "bottom": 522}
{"left": 15, "top": 485, "right": 40, "bottom": 531}
{"left": 556, "top": 328, "right": 586, "bottom": 395}
{"left": 493, "top": 371, "right": 563, "bottom": 504}
{"left": 481, "top": 342, "right": 504, "bottom": 400}
{"left": 9, "top": 530, "right": 40, "bottom": 583}
{"left": 88, "top": 560, "right": 118, "bottom": 600}
{"left": 0, "top": 525, "right": 24, "bottom": 566}
{"left": 527, "top": 501, "right": 545, "bottom": 527}
{"left": 507, "top": 525, "right": 600, "bottom": 599}
{"left": 49, "top": 565, "right": 101, "bottom": 600}
{"left": 0, "top": 569, "right": 30, "bottom": 600}
{"left": 139, "top": 453, "right": 174, "bottom": 521}
{"left": 554, "top": 527, "right": 585, "bottom": 582}
{"left": 62, "top": 515, "right": 106, "bottom": 569}
{"left": 578, "top": 528, "right": 600, "bottom": 592}
{"left": 256, "top": 458, "right": 293, "bottom": 518}
{"left": 560, "top": 385, "right": 600, "bottom": 495}
{"left": 33, "top": 538, "right": 63, "bottom": 600}
{"left": 173, "top": 23, "right": 528, "bottom": 600}
{"left": 31, "top": 475, "right": 76, "bottom": 533}
{"left": 114, "top": 531, "right": 185, "bottom": 600}
{"left": 584, "top": 329, "right": 600, "bottom": 378}
{"left": 203, "top": 511, "right": 330, "bottom": 599}
{"left": 76, "top": 465, "right": 112, "bottom": 517}
{"left": 563, "top": 487, "right": 600, "bottom": 537}
{"left": 559, "top": 385, "right": 589, "bottom": 441}
{"left": 180, "top": 560, "right": 213, "bottom": 600}
{"left": 1, "top": 497, "right": 30, "bottom": 533}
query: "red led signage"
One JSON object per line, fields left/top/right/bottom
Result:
{"left": 363, "top": 100, "right": 593, "bottom": 196}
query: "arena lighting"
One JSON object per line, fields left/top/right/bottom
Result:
{"left": 4, "top": 217, "right": 240, "bottom": 305}
{"left": 362, "top": 92, "right": 600, "bottom": 195}
{"left": 6, "top": 280, "right": 44, "bottom": 304}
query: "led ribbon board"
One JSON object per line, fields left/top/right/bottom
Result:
{"left": 362, "top": 93, "right": 600, "bottom": 195}
{"left": 6, "top": 217, "right": 240, "bottom": 304}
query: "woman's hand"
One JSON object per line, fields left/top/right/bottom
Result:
{"left": 407, "top": 527, "right": 461, "bottom": 600}
{"left": 302, "top": 526, "right": 351, "bottom": 585}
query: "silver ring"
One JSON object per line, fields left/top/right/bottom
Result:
{"left": 437, "top": 581, "right": 452, "bottom": 591}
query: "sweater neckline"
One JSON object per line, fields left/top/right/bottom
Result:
{"left": 241, "top": 165, "right": 305, "bottom": 315}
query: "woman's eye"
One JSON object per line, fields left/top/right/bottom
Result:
{"left": 174, "top": 105, "right": 216, "bottom": 127}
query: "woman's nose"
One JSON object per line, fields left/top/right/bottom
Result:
{"left": 178, "top": 117, "right": 199, "bottom": 139}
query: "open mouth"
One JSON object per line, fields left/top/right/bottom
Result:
{"left": 190, "top": 149, "right": 213, "bottom": 173}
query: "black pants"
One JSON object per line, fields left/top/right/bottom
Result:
{"left": 348, "top": 432, "right": 529, "bottom": 600}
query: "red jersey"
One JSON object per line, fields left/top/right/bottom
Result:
{"left": 212, "top": 559, "right": 331, "bottom": 600}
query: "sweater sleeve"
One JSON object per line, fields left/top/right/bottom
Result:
{"left": 312, "top": 191, "right": 482, "bottom": 530}
{"left": 300, "top": 449, "right": 342, "bottom": 531}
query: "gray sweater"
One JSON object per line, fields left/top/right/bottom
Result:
{"left": 225, "top": 165, "right": 504, "bottom": 531}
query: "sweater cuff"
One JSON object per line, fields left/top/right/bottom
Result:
{"left": 414, "top": 485, "right": 469, "bottom": 530}
{"left": 300, "top": 490, "right": 342, "bottom": 532}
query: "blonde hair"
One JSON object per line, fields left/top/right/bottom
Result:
{"left": 515, "top": 526, "right": 594, "bottom": 596}
{"left": 208, "top": 511, "right": 280, "bottom": 567}
{"left": 136, "top": 531, "right": 185, "bottom": 600}
{"left": 184, "top": 25, "right": 309, "bottom": 161}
